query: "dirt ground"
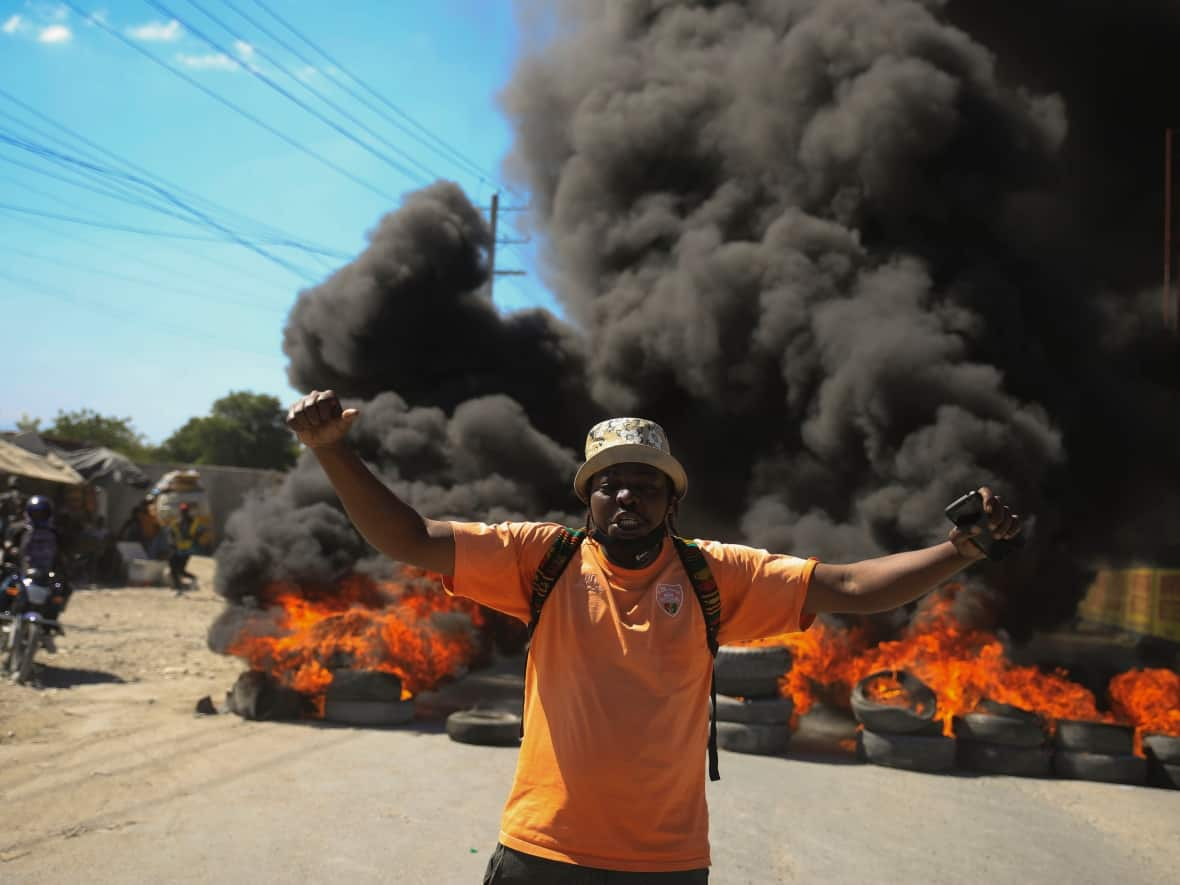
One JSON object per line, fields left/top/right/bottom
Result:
{"left": 2, "top": 557, "right": 1179, "bottom": 884}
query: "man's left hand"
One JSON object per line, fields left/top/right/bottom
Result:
{"left": 949, "top": 486, "right": 1022, "bottom": 561}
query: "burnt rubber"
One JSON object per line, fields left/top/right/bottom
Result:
{"left": 325, "top": 670, "right": 403, "bottom": 703}
{"left": 714, "top": 645, "right": 791, "bottom": 699}
{"left": 226, "top": 670, "right": 303, "bottom": 721}
{"left": 715, "top": 721, "right": 791, "bottom": 756}
{"left": 953, "top": 711, "right": 1046, "bottom": 748}
{"left": 957, "top": 739, "right": 1052, "bottom": 777}
{"left": 1053, "top": 720, "right": 1134, "bottom": 755}
{"left": 446, "top": 709, "right": 522, "bottom": 746}
{"left": 714, "top": 693, "right": 795, "bottom": 725}
{"left": 1148, "top": 759, "right": 1180, "bottom": 790}
{"left": 850, "top": 670, "right": 937, "bottom": 735}
{"left": 1143, "top": 732, "right": 1180, "bottom": 765}
{"left": 858, "top": 728, "right": 956, "bottom": 773}
{"left": 323, "top": 699, "right": 414, "bottom": 726}
{"left": 1053, "top": 750, "right": 1147, "bottom": 785}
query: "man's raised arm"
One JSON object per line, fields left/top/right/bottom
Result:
{"left": 287, "top": 390, "right": 455, "bottom": 575}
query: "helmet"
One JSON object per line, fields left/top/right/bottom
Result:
{"left": 25, "top": 495, "right": 53, "bottom": 523}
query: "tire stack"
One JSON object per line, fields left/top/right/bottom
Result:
{"left": 712, "top": 645, "right": 794, "bottom": 755}
{"left": 323, "top": 670, "right": 415, "bottom": 726}
{"left": 1144, "top": 733, "right": 1180, "bottom": 790}
{"left": 852, "top": 670, "right": 956, "bottom": 773}
{"left": 953, "top": 700, "right": 1052, "bottom": 778}
{"left": 1052, "top": 720, "right": 1146, "bottom": 785}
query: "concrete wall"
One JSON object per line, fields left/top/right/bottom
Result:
{"left": 107, "top": 463, "right": 284, "bottom": 551}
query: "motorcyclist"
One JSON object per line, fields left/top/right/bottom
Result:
{"left": 2, "top": 496, "right": 72, "bottom": 623}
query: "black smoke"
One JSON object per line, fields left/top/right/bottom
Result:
{"left": 217, "top": 1, "right": 1180, "bottom": 642}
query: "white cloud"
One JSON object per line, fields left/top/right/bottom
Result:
{"left": 37, "top": 24, "right": 71, "bottom": 43}
{"left": 2, "top": 14, "right": 25, "bottom": 34}
{"left": 127, "top": 20, "right": 181, "bottom": 42}
{"left": 175, "top": 52, "right": 238, "bottom": 72}
{"left": 295, "top": 64, "right": 318, "bottom": 82}
{"left": 233, "top": 40, "right": 254, "bottom": 59}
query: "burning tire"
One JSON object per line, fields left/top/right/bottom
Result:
{"left": 227, "top": 671, "right": 303, "bottom": 721}
{"left": 323, "top": 699, "right": 415, "bottom": 726}
{"left": 956, "top": 740, "right": 1052, "bottom": 778}
{"left": 1148, "top": 760, "right": 1180, "bottom": 790}
{"left": 1143, "top": 733, "right": 1180, "bottom": 765}
{"left": 714, "top": 693, "right": 794, "bottom": 725}
{"left": 446, "top": 709, "right": 521, "bottom": 746}
{"left": 715, "top": 720, "right": 790, "bottom": 756}
{"left": 714, "top": 645, "right": 791, "bottom": 698}
{"left": 850, "top": 671, "right": 937, "bottom": 735}
{"left": 1053, "top": 720, "right": 1134, "bottom": 755}
{"left": 858, "top": 727, "right": 956, "bottom": 773}
{"left": 953, "top": 703, "right": 1046, "bottom": 748}
{"left": 1053, "top": 750, "right": 1147, "bottom": 785}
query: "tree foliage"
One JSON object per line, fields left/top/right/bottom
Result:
{"left": 156, "top": 391, "right": 296, "bottom": 470}
{"left": 47, "top": 408, "right": 152, "bottom": 459}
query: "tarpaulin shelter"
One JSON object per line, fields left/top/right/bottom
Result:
{"left": 55, "top": 446, "right": 152, "bottom": 488}
{"left": 0, "top": 438, "right": 84, "bottom": 485}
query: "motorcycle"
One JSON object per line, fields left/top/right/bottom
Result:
{"left": 1, "top": 569, "right": 67, "bottom": 684}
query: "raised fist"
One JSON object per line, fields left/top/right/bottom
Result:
{"left": 286, "top": 390, "right": 359, "bottom": 450}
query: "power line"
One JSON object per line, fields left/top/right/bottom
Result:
{"left": 146, "top": 0, "right": 429, "bottom": 187}
{"left": 0, "top": 128, "right": 320, "bottom": 281}
{"left": 245, "top": 0, "right": 518, "bottom": 197}
{"left": 184, "top": 0, "right": 440, "bottom": 186}
{"left": 0, "top": 243, "right": 287, "bottom": 315}
{"left": 0, "top": 84, "right": 351, "bottom": 260}
{"left": 0, "top": 192, "right": 295, "bottom": 301}
{"left": 61, "top": 0, "right": 400, "bottom": 205}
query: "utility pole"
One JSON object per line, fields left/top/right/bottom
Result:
{"left": 487, "top": 192, "right": 527, "bottom": 300}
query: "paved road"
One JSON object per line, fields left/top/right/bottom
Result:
{"left": 2, "top": 683, "right": 1176, "bottom": 885}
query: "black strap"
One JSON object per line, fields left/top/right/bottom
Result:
{"left": 672, "top": 536, "right": 722, "bottom": 781}
{"left": 523, "top": 529, "right": 724, "bottom": 780}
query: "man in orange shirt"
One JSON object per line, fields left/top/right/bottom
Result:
{"left": 287, "top": 390, "right": 1022, "bottom": 883}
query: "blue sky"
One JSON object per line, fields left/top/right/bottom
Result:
{"left": 0, "top": 0, "right": 556, "bottom": 443}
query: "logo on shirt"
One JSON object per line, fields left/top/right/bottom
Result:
{"left": 657, "top": 583, "right": 684, "bottom": 617}
{"left": 583, "top": 573, "right": 602, "bottom": 593}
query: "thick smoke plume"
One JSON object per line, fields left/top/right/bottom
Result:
{"left": 217, "top": 1, "right": 1180, "bottom": 643}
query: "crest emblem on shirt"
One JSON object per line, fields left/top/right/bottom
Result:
{"left": 657, "top": 583, "right": 684, "bottom": 617}
{"left": 583, "top": 573, "right": 601, "bottom": 593}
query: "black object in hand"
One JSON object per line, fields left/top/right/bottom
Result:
{"left": 944, "top": 490, "right": 1024, "bottom": 562}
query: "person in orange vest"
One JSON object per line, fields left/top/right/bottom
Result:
{"left": 287, "top": 389, "right": 1023, "bottom": 882}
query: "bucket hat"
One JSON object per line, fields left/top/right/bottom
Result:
{"left": 573, "top": 417, "right": 687, "bottom": 503}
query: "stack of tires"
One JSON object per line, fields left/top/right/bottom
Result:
{"left": 712, "top": 645, "right": 794, "bottom": 755}
{"left": 1144, "top": 733, "right": 1180, "bottom": 790}
{"left": 852, "top": 670, "right": 956, "bottom": 773}
{"left": 323, "top": 670, "right": 415, "bottom": 726}
{"left": 1052, "top": 720, "right": 1146, "bottom": 785}
{"left": 953, "top": 700, "right": 1052, "bottom": 777}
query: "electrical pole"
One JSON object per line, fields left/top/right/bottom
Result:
{"left": 487, "top": 192, "right": 527, "bottom": 300}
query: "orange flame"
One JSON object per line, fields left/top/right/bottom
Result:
{"left": 744, "top": 583, "right": 1121, "bottom": 735}
{"left": 227, "top": 569, "right": 483, "bottom": 716}
{"left": 1109, "top": 668, "right": 1180, "bottom": 748}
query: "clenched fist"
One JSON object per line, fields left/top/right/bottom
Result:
{"left": 286, "top": 390, "right": 359, "bottom": 449}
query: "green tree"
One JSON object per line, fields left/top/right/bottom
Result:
{"left": 16, "top": 413, "right": 41, "bottom": 433}
{"left": 47, "top": 409, "right": 153, "bottom": 460}
{"left": 157, "top": 391, "right": 296, "bottom": 470}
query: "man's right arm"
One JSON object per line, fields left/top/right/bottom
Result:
{"left": 288, "top": 390, "right": 455, "bottom": 575}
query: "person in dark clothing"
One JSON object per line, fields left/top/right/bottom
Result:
{"left": 168, "top": 503, "right": 200, "bottom": 592}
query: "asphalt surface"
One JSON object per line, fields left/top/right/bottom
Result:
{"left": 1, "top": 687, "right": 1177, "bottom": 884}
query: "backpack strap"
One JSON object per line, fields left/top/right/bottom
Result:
{"left": 521, "top": 527, "right": 586, "bottom": 738}
{"left": 672, "top": 536, "right": 722, "bottom": 781}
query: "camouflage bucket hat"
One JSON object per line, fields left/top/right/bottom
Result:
{"left": 573, "top": 417, "right": 688, "bottom": 503}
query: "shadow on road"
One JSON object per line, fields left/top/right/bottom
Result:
{"left": 31, "top": 666, "right": 126, "bottom": 689}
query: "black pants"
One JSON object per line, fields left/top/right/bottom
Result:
{"left": 482, "top": 844, "right": 708, "bottom": 884}
{"left": 169, "top": 553, "right": 191, "bottom": 588}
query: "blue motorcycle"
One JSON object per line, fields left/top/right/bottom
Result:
{"left": 1, "top": 568, "right": 67, "bottom": 684}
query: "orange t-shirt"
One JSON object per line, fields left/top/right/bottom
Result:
{"left": 444, "top": 521, "right": 816, "bottom": 873}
